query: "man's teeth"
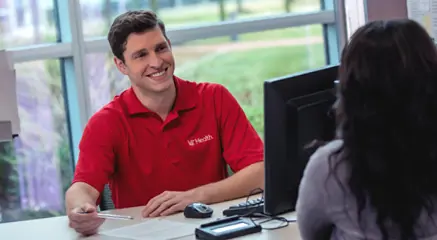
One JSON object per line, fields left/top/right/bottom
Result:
{"left": 150, "top": 70, "right": 165, "bottom": 77}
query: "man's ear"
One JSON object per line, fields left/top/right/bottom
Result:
{"left": 167, "top": 38, "right": 172, "bottom": 48}
{"left": 114, "top": 57, "right": 128, "bottom": 75}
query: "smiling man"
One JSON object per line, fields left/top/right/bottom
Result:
{"left": 65, "top": 10, "right": 264, "bottom": 236}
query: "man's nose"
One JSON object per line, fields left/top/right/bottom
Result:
{"left": 148, "top": 52, "right": 163, "bottom": 68}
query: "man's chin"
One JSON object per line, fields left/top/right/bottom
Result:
{"left": 137, "top": 79, "right": 174, "bottom": 94}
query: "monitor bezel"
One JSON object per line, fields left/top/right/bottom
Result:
{"left": 263, "top": 64, "right": 339, "bottom": 216}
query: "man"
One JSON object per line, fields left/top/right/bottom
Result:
{"left": 66, "top": 10, "right": 264, "bottom": 236}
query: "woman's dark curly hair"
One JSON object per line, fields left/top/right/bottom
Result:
{"left": 332, "top": 19, "right": 437, "bottom": 239}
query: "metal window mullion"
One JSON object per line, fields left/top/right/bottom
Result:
{"left": 9, "top": 11, "right": 337, "bottom": 61}
{"left": 335, "top": 0, "right": 348, "bottom": 54}
{"left": 321, "top": 0, "right": 346, "bottom": 65}
{"left": 9, "top": 43, "right": 72, "bottom": 63}
{"left": 84, "top": 10, "right": 336, "bottom": 52}
{"left": 68, "top": 0, "right": 91, "bottom": 126}
{"left": 55, "top": 0, "right": 91, "bottom": 164}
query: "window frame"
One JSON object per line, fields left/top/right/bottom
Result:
{"left": 5, "top": 0, "right": 346, "bottom": 166}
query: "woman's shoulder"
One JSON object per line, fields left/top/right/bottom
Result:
{"left": 306, "top": 139, "right": 343, "bottom": 173}
{"left": 303, "top": 139, "right": 350, "bottom": 202}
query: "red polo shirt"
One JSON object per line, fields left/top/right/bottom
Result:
{"left": 72, "top": 76, "right": 264, "bottom": 208}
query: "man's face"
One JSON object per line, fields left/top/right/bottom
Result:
{"left": 114, "top": 26, "right": 175, "bottom": 94}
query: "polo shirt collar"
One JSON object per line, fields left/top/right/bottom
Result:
{"left": 124, "top": 76, "right": 197, "bottom": 115}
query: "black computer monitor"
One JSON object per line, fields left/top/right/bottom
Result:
{"left": 263, "top": 64, "right": 339, "bottom": 216}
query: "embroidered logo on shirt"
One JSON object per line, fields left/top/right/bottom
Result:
{"left": 187, "top": 134, "right": 214, "bottom": 146}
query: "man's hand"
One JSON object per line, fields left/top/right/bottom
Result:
{"left": 68, "top": 203, "right": 105, "bottom": 236}
{"left": 141, "top": 190, "right": 202, "bottom": 218}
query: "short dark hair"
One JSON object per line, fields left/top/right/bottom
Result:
{"left": 107, "top": 10, "right": 167, "bottom": 62}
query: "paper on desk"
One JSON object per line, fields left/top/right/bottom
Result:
{"left": 100, "top": 219, "right": 197, "bottom": 240}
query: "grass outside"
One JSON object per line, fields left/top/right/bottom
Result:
{"left": 184, "top": 25, "right": 322, "bottom": 45}
{"left": 175, "top": 43, "right": 326, "bottom": 135}
{"left": 83, "top": 0, "right": 321, "bottom": 37}
{"left": 159, "top": 0, "right": 321, "bottom": 27}
{"left": 173, "top": 25, "right": 324, "bottom": 63}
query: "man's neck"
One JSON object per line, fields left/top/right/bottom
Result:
{"left": 132, "top": 84, "right": 176, "bottom": 120}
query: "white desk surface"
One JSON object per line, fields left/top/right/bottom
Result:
{"left": 0, "top": 197, "right": 301, "bottom": 240}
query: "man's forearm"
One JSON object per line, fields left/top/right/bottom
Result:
{"left": 65, "top": 182, "right": 99, "bottom": 212}
{"left": 192, "top": 162, "right": 264, "bottom": 204}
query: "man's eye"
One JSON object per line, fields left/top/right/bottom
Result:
{"left": 136, "top": 53, "right": 146, "bottom": 58}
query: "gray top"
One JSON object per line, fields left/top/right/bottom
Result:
{"left": 296, "top": 140, "right": 437, "bottom": 240}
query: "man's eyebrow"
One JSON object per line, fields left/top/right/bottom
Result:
{"left": 155, "top": 41, "right": 168, "bottom": 47}
{"left": 131, "top": 48, "right": 147, "bottom": 58}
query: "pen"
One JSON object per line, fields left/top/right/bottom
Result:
{"left": 79, "top": 211, "right": 134, "bottom": 220}
{"left": 97, "top": 213, "right": 134, "bottom": 220}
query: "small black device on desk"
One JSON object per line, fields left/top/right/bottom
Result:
{"left": 222, "top": 197, "right": 264, "bottom": 217}
{"left": 195, "top": 215, "right": 261, "bottom": 240}
{"left": 184, "top": 203, "right": 214, "bottom": 219}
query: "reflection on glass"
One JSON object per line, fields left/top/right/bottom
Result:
{"left": 0, "top": 59, "right": 73, "bottom": 223}
{"left": 0, "top": 0, "right": 57, "bottom": 48}
{"left": 79, "top": 0, "right": 321, "bottom": 38}
{"left": 87, "top": 52, "right": 129, "bottom": 113}
{"left": 85, "top": 25, "right": 325, "bottom": 137}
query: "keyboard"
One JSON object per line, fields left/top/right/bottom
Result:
{"left": 222, "top": 197, "right": 264, "bottom": 217}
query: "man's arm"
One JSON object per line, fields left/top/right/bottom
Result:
{"left": 142, "top": 161, "right": 264, "bottom": 218}
{"left": 191, "top": 161, "right": 264, "bottom": 204}
{"left": 66, "top": 182, "right": 105, "bottom": 236}
{"left": 66, "top": 109, "right": 119, "bottom": 212}
{"left": 66, "top": 109, "right": 119, "bottom": 235}
{"left": 210, "top": 84, "right": 265, "bottom": 199}
{"left": 65, "top": 182, "right": 100, "bottom": 212}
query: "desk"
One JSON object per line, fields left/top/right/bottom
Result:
{"left": 0, "top": 197, "right": 301, "bottom": 240}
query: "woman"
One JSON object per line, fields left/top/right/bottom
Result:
{"left": 296, "top": 19, "right": 437, "bottom": 240}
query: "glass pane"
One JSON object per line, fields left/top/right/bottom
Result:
{"left": 86, "top": 25, "right": 325, "bottom": 137}
{"left": 344, "top": 0, "right": 366, "bottom": 39}
{"left": 0, "top": 59, "right": 73, "bottom": 223}
{"left": 0, "top": 0, "right": 57, "bottom": 49}
{"left": 80, "top": 0, "right": 321, "bottom": 38}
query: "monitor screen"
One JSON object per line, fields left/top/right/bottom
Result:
{"left": 263, "top": 65, "right": 339, "bottom": 216}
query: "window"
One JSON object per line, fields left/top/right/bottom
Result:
{"left": 344, "top": 0, "right": 366, "bottom": 39}
{"left": 0, "top": 0, "right": 57, "bottom": 49}
{"left": 0, "top": 0, "right": 342, "bottom": 225}
{"left": 85, "top": 25, "right": 326, "bottom": 136}
{"left": 80, "top": 0, "right": 322, "bottom": 38}
{"left": 0, "top": 59, "right": 73, "bottom": 223}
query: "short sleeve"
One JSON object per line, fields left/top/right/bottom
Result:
{"left": 72, "top": 108, "right": 120, "bottom": 195}
{"left": 215, "top": 84, "right": 264, "bottom": 172}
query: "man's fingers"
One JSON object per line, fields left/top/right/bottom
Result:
{"left": 70, "top": 218, "right": 101, "bottom": 230}
{"left": 142, "top": 199, "right": 162, "bottom": 217}
{"left": 77, "top": 226, "right": 99, "bottom": 236}
{"left": 76, "top": 219, "right": 104, "bottom": 232}
{"left": 72, "top": 218, "right": 105, "bottom": 235}
{"left": 146, "top": 191, "right": 171, "bottom": 208}
{"left": 68, "top": 210, "right": 103, "bottom": 235}
{"left": 159, "top": 203, "right": 185, "bottom": 216}
{"left": 81, "top": 203, "right": 97, "bottom": 213}
{"left": 67, "top": 203, "right": 103, "bottom": 236}
{"left": 69, "top": 212, "right": 99, "bottom": 224}
{"left": 149, "top": 198, "right": 178, "bottom": 217}
{"left": 142, "top": 192, "right": 174, "bottom": 217}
